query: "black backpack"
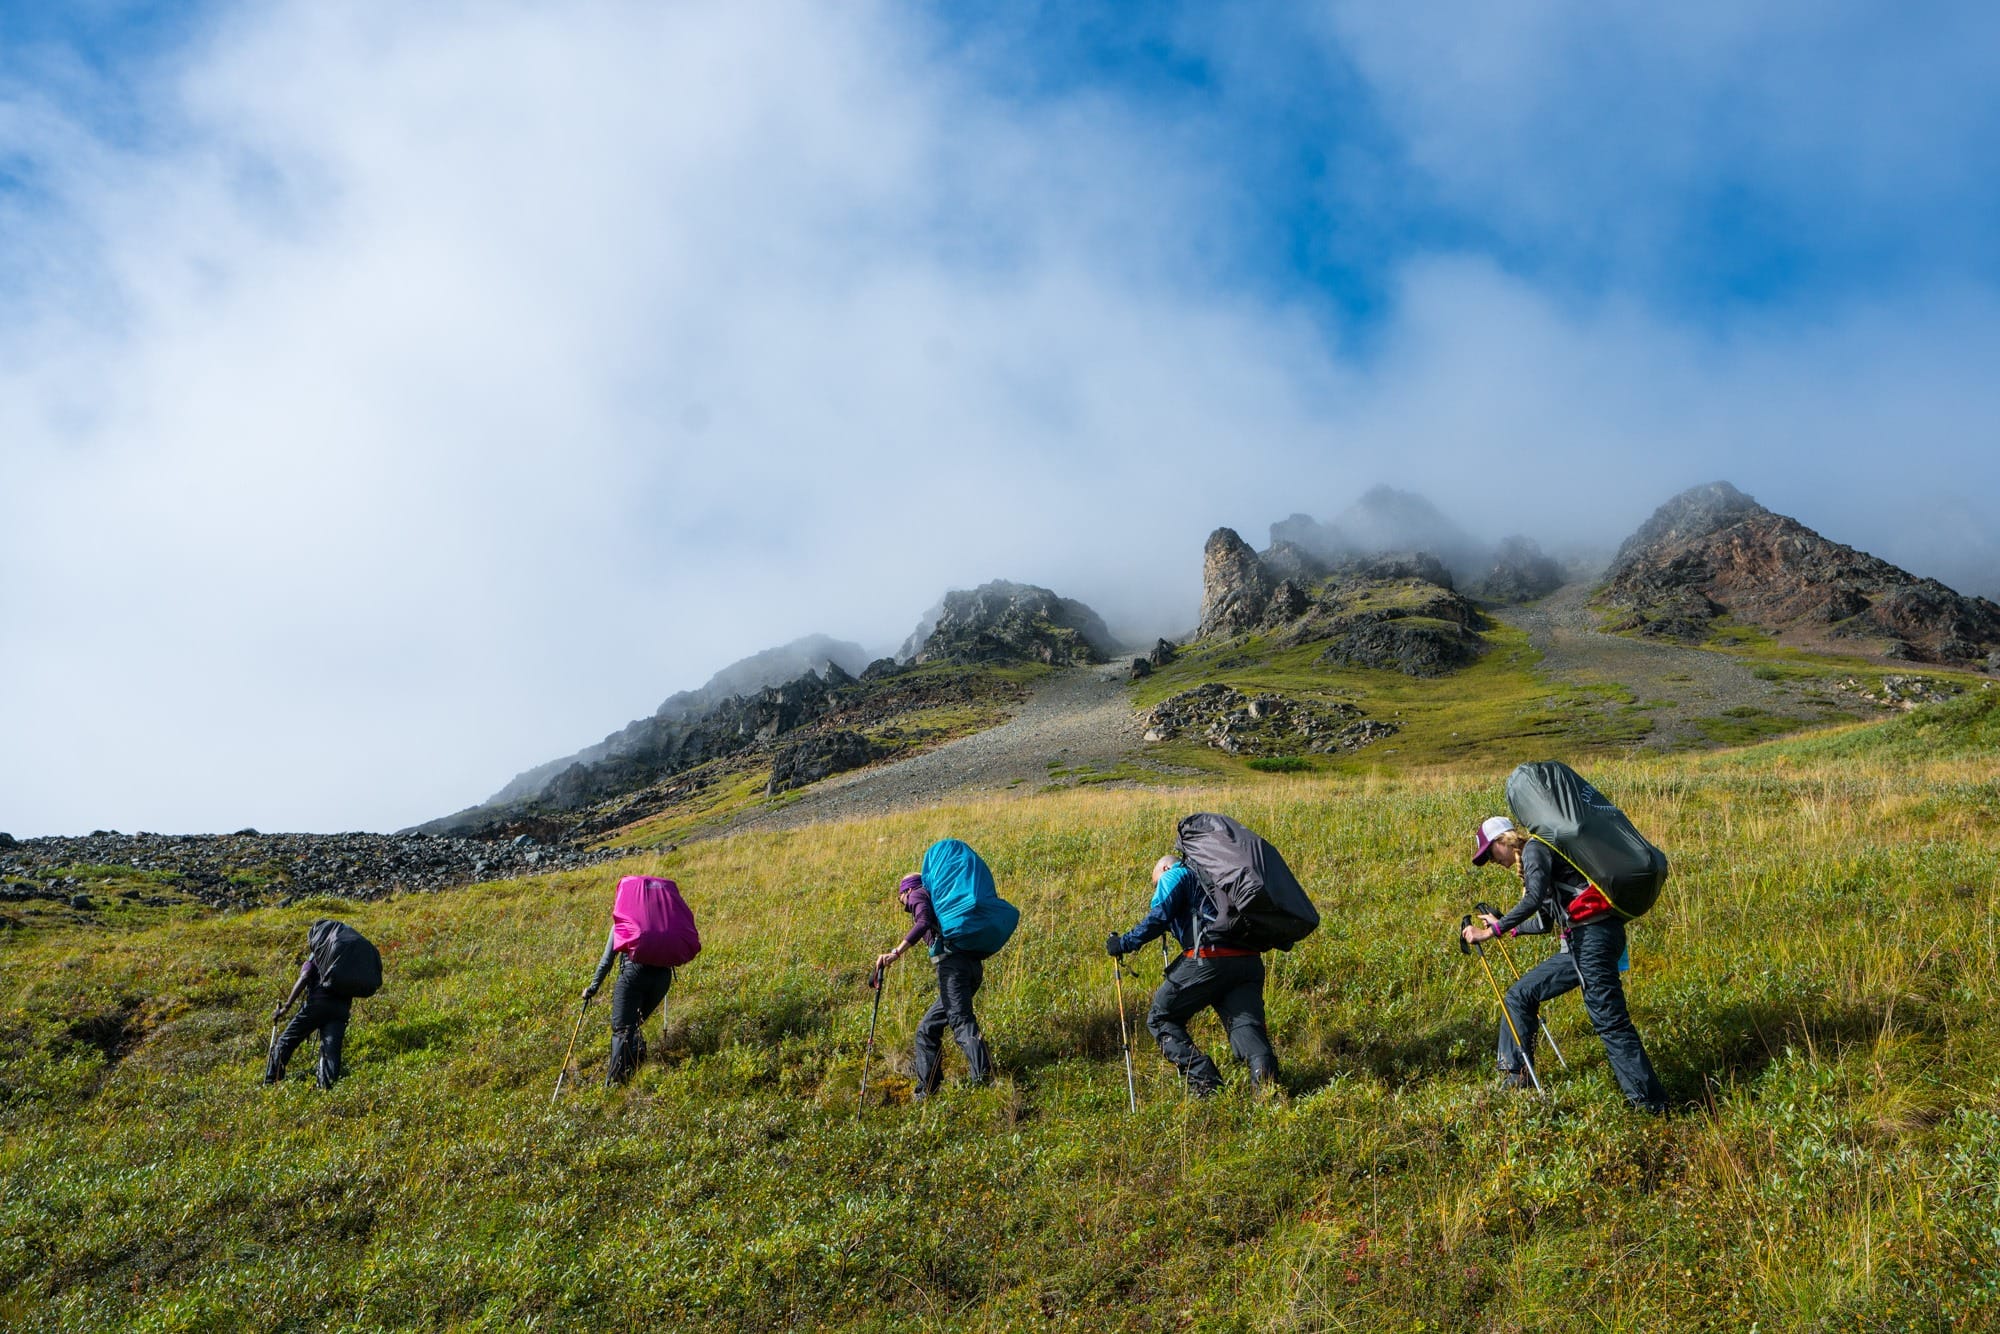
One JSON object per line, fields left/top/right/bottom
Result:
{"left": 308, "top": 919, "right": 383, "bottom": 998}
{"left": 1175, "top": 813, "right": 1320, "bottom": 952}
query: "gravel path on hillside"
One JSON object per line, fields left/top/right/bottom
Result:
{"left": 716, "top": 664, "right": 1150, "bottom": 836}
{"left": 1492, "top": 582, "right": 1870, "bottom": 745}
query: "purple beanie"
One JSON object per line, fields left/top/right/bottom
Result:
{"left": 898, "top": 873, "right": 923, "bottom": 895}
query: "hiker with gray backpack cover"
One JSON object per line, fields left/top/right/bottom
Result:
{"left": 1106, "top": 814, "right": 1317, "bottom": 1096}
{"left": 266, "top": 918, "right": 380, "bottom": 1090}
{"left": 1460, "top": 761, "right": 1669, "bottom": 1114}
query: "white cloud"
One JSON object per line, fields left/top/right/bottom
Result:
{"left": 3, "top": 1, "right": 1997, "bottom": 836}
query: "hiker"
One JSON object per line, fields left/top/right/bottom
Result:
{"left": 873, "top": 870, "right": 993, "bottom": 1098}
{"left": 1462, "top": 817, "right": 1668, "bottom": 1113}
{"left": 266, "top": 918, "right": 379, "bottom": 1090}
{"left": 1106, "top": 852, "right": 1280, "bottom": 1096}
{"left": 583, "top": 874, "right": 701, "bottom": 1086}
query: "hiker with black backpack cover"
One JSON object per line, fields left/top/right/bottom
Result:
{"left": 266, "top": 918, "right": 380, "bottom": 1090}
{"left": 1463, "top": 810, "right": 1668, "bottom": 1114}
{"left": 1107, "top": 813, "right": 1316, "bottom": 1095}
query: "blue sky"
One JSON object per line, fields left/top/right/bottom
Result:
{"left": 4, "top": 1, "right": 1999, "bottom": 833}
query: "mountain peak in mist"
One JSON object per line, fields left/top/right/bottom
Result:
{"left": 1611, "top": 481, "right": 1768, "bottom": 573}
{"left": 902, "top": 580, "right": 1117, "bottom": 666}
{"left": 1603, "top": 482, "right": 2000, "bottom": 666}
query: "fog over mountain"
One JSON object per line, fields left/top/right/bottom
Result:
{"left": 4, "top": 2, "right": 1999, "bottom": 834}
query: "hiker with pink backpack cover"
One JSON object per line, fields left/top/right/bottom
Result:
{"left": 580, "top": 875, "right": 701, "bottom": 1085}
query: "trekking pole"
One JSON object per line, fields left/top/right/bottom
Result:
{"left": 857, "top": 964, "right": 885, "bottom": 1112}
{"left": 1112, "top": 957, "right": 1138, "bottom": 1113}
{"left": 1475, "top": 902, "right": 1570, "bottom": 1072}
{"left": 550, "top": 996, "right": 590, "bottom": 1107}
{"left": 1461, "top": 915, "right": 1544, "bottom": 1098}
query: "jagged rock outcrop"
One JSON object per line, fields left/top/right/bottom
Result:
{"left": 1197, "top": 524, "right": 1488, "bottom": 676}
{"left": 1199, "top": 529, "right": 1273, "bottom": 637}
{"left": 1473, "top": 537, "right": 1567, "bottom": 604}
{"left": 1141, "top": 683, "right": 1397, "bottom": 755}
{"left": 1601, "top": 482, "right": 2000, "bottom": 667}
{"left": 903, "top": 580, "right": 1116, "bottom": 666}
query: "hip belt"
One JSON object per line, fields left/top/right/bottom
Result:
{"left": 1182, "top": 946, "right": 1259, "bottom": 959}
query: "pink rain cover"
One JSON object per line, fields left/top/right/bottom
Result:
{"left": 611, "top": 876, "right": 702, "bottom": 967}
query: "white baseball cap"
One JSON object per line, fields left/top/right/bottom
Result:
{"left": 1471, "top": 816, "right": 1513, "bottom": 865}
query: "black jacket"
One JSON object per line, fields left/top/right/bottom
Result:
{"left": 1494, "top": 840, "right": 1592, "bottom": 934}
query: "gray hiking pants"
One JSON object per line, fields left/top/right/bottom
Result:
{"left": 607, "top": 957, "right": 674, "bottom": 1086}
{"left": 1147, "top": 953, "right": 1276, "bottom": 1094}
{"left": 1499, "top": 917, "right": 1667, "bottom": 1112}
{"left": 912, "top": 951, "right": 991, "bottom": 1094}
{"left": 266, "top": 991, "right": 350, "bottom": 1090}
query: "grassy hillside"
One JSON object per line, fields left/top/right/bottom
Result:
{"left": 4, "top": 701, "right": 1999, "bottom": 1329}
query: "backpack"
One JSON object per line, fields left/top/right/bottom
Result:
{"left": 307, "top": 919, "right": 382, "bottom": 998}
{"left": 611, "top": 876, "right": 702, "bottom": 967}
{"left": 920, "top": 839, "right": 1020, "bottom": 957}
{"left": 1504, "top": 761, "right": 1669, "bottom": 920}
{"left": 1175, "top": 813, "right": 1320, "bottom": 952}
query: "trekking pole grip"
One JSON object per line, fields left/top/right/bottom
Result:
{"left": 1459, "top": 913, "right": 1472, "bottom": 955}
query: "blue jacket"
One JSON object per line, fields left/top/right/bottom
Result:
{"left": 1112, "top": 865, "right": 1211, "bottom": 955}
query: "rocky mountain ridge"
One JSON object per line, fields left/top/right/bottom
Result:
{"left": 1599, "top": 482, "right": 2000, "bottom": 668}
{"left": 417, "top": 579, "right": 1114, "bottom": 840}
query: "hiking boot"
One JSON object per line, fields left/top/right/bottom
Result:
{"left": 1496, "top": 1067, "right": 1534, "bottom": 1092}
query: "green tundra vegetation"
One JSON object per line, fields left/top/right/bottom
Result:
{"left": 4, "top": 692, "right": 1998, "bottom": 1330}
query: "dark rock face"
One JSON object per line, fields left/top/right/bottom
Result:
{"left": 1149, "top": 639, "right": 1177, "bottom": 667}
{"left": 1474, "top": 537, "right": 1566, "bottom": 604}
{"left": 0, "top": 830, "right": 630, "bottom": 910}
{"left": 1130, "top": 657, "right": 1152, "bottom": 679}
{"left": 1316, "top": 614, "right": 1485, "bottom": 677}
{"left": 905, "top": 580, "right": 1117, "bottom": 666}
{"left": 1141, "top": 683, "right": 1397, "bottom": 755}
{"left": 1602, "top": 482, "right": 2000, "bottom": 666}
{"left": 1199, "top": 529, "right": 1274, "bottom": 637}
{"left": 767, "top": 731, "right": 881, "bottom": 795}
{"left": 0, "top": 833, "right": 14, "bottom": 850}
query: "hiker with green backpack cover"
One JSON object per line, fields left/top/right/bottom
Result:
{"left": 1106, "top": 814, "right": 1318, "bottom": 1096}
{"left": 1461, "top": 761, "right": 1669, "bottom": 1114}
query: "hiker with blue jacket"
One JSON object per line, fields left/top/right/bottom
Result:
{"left": 874, "top": 871, "right": 992, "bottom": 1098}
{"left": 1106, "top": 853, "right": 1279, "bottom": 1096}
{"left": 1462, "top": 818, "right": 1668, "bottom": 1113}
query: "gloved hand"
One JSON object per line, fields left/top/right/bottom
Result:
{"left": 1105, "top": 933, "right": 1125, "bottom": 958}
{"left": 581, "top": 981, "right": 600, "bottom": 1002}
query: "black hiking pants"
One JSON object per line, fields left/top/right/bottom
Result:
{"left": 1147, "top": 954, "right": 1276, "bottom": 1095}
{"left": 1499, "top": 917, "right": 1667, "bottom": 1112}
{"left": 266, "top": 991, "right": 351, "bottom": 1090}
{"left": 607, "top": 957, "right": 674, "bottom": 1087}
{"left": 912, "top": 951, "right": 991, "bottom": 1095}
